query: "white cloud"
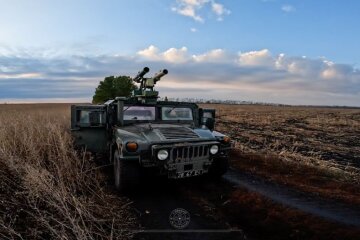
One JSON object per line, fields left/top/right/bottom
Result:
{"left": 192, "top": 49, "right": 229, "bottom": 62}
{"left": 162, "top": 47, "right": 189, "bottom": 63}
{"left": 136, "top": 45, "right": 161, "bottom": 60}
{"left": 321, "top": 64, "right": 352, "bottom": 80}
{"left": 190, "top": 27, "right": 197, "bottom": 32}
{"left": 322, "top": 68, "right": 341, "bottom": 79}
{"left": 275, "top": 54, "right": 334, "bottom": 77}
{"left": 172, "top": 0, "right": 230, "bottom": 22}
{"left": 211, "top": 2, "right": 231, "bottom": 21}
{"left": 137, "top": 45, "right": 189, "bottom": 63}
{"left": 182, "top": 0, "right": 208, "bottom": 6}
{"left": 281, "top": 5, "right": 296, "bottom": 12}
{"left": 238, "top": 49, "right": 274, "bottom": 66}
{"left": 172, "top": 5, "right": 204, "bottom": 22}
{"left": 171, "top": 0, "right": 208, "bottom": 22}
{"left": 138, "top": 46, "right": 230, "bottom": 63}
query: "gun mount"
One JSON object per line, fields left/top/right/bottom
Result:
{"left": 133, "top": 67, "right": 168, "bottom": 104}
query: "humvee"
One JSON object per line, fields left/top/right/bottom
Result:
{"left": 71, "top": 67, "right": 232, "bottom": 191}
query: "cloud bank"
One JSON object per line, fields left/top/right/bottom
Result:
{"left": 0, "top": 45, "right": 359, "bottom": 106}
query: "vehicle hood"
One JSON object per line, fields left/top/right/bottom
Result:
{"left": 115, "top": 123, "right": 215, "bottom": 143}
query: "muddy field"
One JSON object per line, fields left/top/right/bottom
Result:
{"left": 203, "top": 104, "right": 360, "bottom": 177}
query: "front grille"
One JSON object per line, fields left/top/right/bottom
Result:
{"left": 160, "top": 127, "right": 199, "bottom": 140}
{"left": 170, "top": 145, "right": 209, "bottom": 162}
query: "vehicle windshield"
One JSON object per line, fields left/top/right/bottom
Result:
{"left": 162, "top": 107, "right": 193, "bottom": 120}
{"left": 123, "top": 106, "right": 155, "bottom": 120}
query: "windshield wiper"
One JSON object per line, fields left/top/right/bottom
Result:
{"left": 123, "top": 106, "right": 131, "bottom": 112}
{"left": 166, "top": 107, "right": 176, "bottom": 113}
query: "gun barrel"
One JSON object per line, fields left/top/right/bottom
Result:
{"left": 134, "top": 67, "right": 150, "bottom": 82}
{"left": 153, "top": 69, "right": 168, "bottom": 81}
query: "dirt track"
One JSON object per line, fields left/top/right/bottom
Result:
{"left": 224, "top": 169, "right": 360, "bottom": 227}
{"left": 125, "top": 165, "right": 360, "bottom": 240}
{"left": 124, "top": 177, "right": 245, "bottom": 240}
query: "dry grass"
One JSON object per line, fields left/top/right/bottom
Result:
{"left": 0, "top": 104, "right": 136, "bottom": 240}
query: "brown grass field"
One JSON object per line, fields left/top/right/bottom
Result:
{"left": 1, "top": 103, "right": 360, "bottom": 239}
{"left": 0, "top": 104, "right": 135, "bottom": 239}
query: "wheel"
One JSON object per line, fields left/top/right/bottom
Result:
{"left": 114, "top": 150, "right": 140, "bottom": 192}
{"left": 208, "top": 157, "right": 229, "bottom": 178}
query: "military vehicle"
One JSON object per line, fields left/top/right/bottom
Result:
{"left": 71, "top": 67, "right": 232, "bottom": 191}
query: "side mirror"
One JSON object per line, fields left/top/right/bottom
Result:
{"left": 200, "top": 108, "right": 216, "bottom": 131}
{"left": 205, "top": 118, "right": 215, "bottom": 131}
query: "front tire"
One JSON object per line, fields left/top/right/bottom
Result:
{"left": 208, "top": 157, "right": 229, "bottom": 178}
{"left": 114, "top": 150, "right": 140, "bottom": 192}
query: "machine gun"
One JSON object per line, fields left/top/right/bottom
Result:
{"left": 132, "top": 67, "right": 168, "bottom": 104}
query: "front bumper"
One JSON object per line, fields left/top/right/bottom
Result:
{"left": 151, "top": 141, "right": 219, "bottom": 178}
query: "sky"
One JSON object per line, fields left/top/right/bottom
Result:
{"left": 0, "top": 0, "right": 359, "bottom": 106}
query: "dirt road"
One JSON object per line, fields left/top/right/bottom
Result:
{"left": 125, "top": 177, "right": 246, "bottom": 240}
{"left": 224, "top": 169, "right": 360, "bottom": 227}
{"left": 124, "top": 167, "right": 360, "bottom": 239}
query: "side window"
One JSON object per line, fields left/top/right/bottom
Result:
{"left": 79, "top": 111, "right": 90, "bottom": 124}
{"left": 76, "top": 110, "right": 105, "bottom": 126}
{"left": 203, "top": 112, "right": 213, "bottom": 118}
{"left": 200, "top": 109, "right": 216, "bottom": 131}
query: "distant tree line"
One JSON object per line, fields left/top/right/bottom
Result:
{"left": 158, "top": 97, "right": 292, "bottom": 106}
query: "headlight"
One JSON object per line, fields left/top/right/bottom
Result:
{"left": 210, "top": 145, "right": 219, "bottom": 155}
{"left": 157, "top": 149, "right": 169, "bottom": 160}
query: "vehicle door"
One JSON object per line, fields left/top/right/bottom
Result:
{"left": 71, "top": 105, "right": 107, "bottom": 153}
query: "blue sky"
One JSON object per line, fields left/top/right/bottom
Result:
{"left": 0, "top": 0, "right": 359, "bottom": 105}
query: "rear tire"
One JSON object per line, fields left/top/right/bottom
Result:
{"left": 208, "top": 157, "right": 229, "bottom": 178}
{"left": 114, "top": 150, "right": 140, "bottom": 192}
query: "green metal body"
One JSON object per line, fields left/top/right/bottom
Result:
{"left": 70, "top": 68, "right": 231, "bottom": 179}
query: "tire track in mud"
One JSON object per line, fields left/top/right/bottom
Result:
{"left": 223, "top": 168, "right": 360, "bottom": 227}
{"left": 110, "top": 164, "right": 360, "bottom": 239}
{"left": 125, "top": 177, "right": 246, "bottom": 240}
